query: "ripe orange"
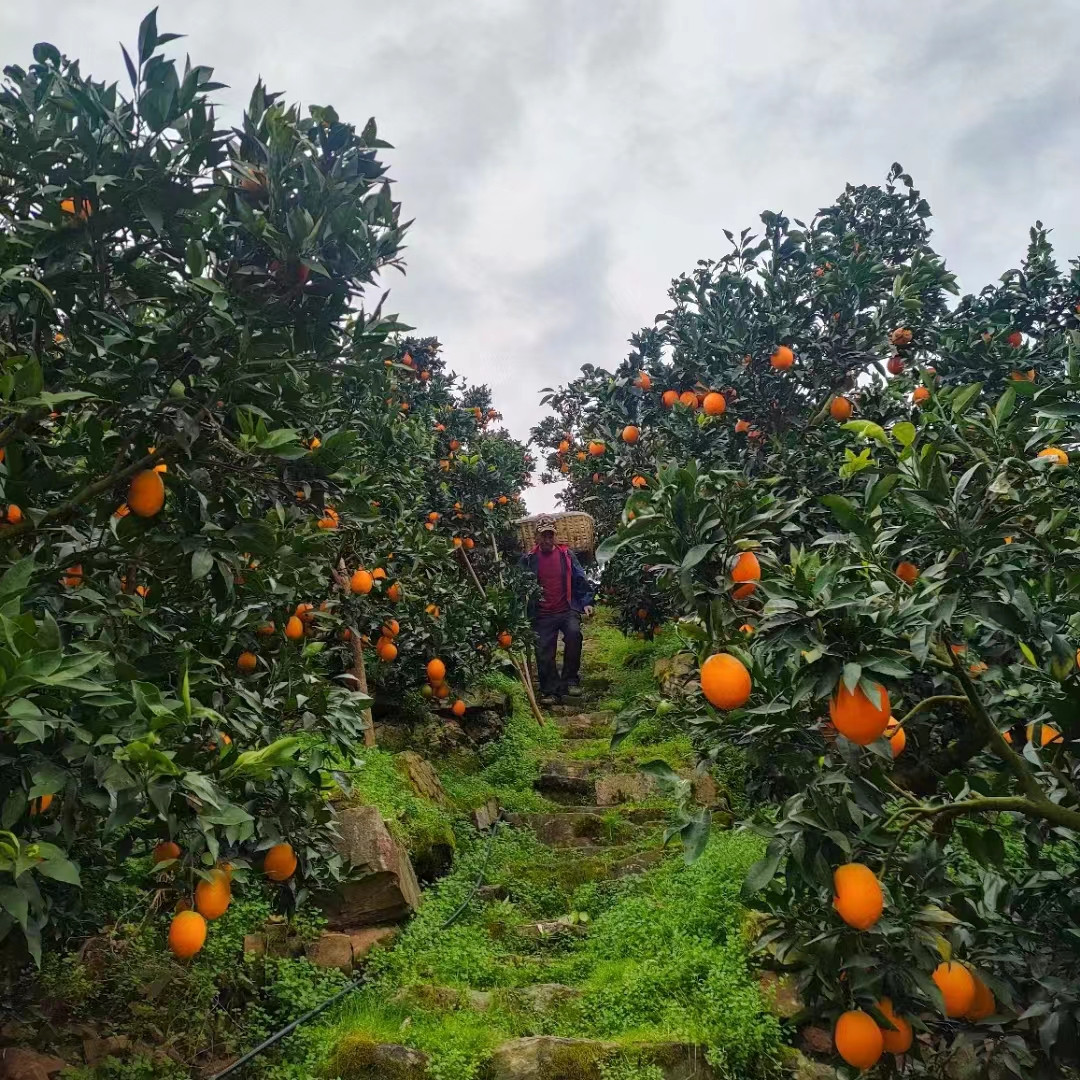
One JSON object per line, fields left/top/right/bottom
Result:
{"left": 60, "top": 196, "right": 93, "bottom": 219}
{"left": 62, "top": 564, "right": 84, "bottom": 588}
{"left": 256, "top": 621, "right": 275, "bottom": 636}
{"left": 449, "top": 439, "right": 460, "bottom": 452}
{"left": 1026, "top": 722, "right": 1062, "bottom": 746}
{"left": 631, "top": 475, "right": 647, "bottom": 488}
{"left": 576, "top": 451, "right": 587, "bottom": 462}
{"left": 734, "top": 419, "right": 750, "bottom": 434}
{"left": 678, "top": 390, "right": 697, "bottom": 409}
{"left": 386, "top": 582, "right": 402, "bottom": 603}
{"left": 263, "top": 842, "right": 297, "bottom": 882}
{"left": 830, "top": 682, "right": 890, "bottom": 745}
{"left": 895, "top": 560, "right": 919, "bottom": 585}
{"left": 425, "top": 604, "right": 440, "bottom": 618}
{"left": 194, "top": 870, "right": 231, "bottom": 920}
{"left": 912, "top": 386, "right": 930, "bottom": 404}
{"left": 373, "top": 567, "right": 387, "bottom": 580}
{"left": 436, "top": 682, "right": 450, "bottom": 699}
{"left": 464, "top": 537, "right": 475, "bottom": 549}
{"left": 427, "top": 658, "right": 446, "bottom": 684}
{"left": 498, "top": 631, "right": 512, "bottom": 648}
{"left": 376, "top": 639, "right": 398, "bottom": 662}
{"left": 428, "top": 511, "right": 440, "bottom": 523}
{"left": 382, "top": 619, "right": 400, "bottom": 638}
{"left": 830, "top": 396, "right": 852, "bottom": 420}
{"left": 309, "top": 437, "right": 321, "bottom": 451}
{"left": 703, "top": 392, "right": 726, "bottom": 416}
{"left": 968, "top": 661, "right": 988, "bottom": 677}
{"left": 662, "top": 390, "right": 678, "bottom": 408}
{"left": 875, "top": 998, "right": 912, "bottom": 1055}
{"left": 1006, "top": 330, "right": 1023, "bottom": 348}
{"left": 885, "top": 718, "right": 906, "bottom": 757}
{"left": 237, "top": 651, "right": 257, "bottom": 674}
{"left": 285, "top": 616, "right": 304, "bottom": 641}
{"left": 886, "top": 355, "right": 904, "bottom": 375}
{"left": 770, "top": 345, "right": 794, "bottom": 370}
{"left": 29, "top": 793, "right": 54, "bottom": 815}
{"left": 964, "top": 972, "right": 995, "bottom": 1021}
{"left": 834, "top": 1010, "right": 883, "bottom": 1071}
{"left": 452, "top": 699, "right": 466, "bottom": 717}
{"left": 153, "top": 841, "right": 181, "bottom": 864}
{"left": 498, "top": 496, "right": 509, "bottom": 505}
{"left": 168, "top": 910, "right": 207, "bottom": 959}
{"left": 128, "top": 470, "right": 165, "bottom": 517}
{"left": 700, "top": 653, "right": 752, "bottom": 710}
{"left": 452, "top": 535, "right": 464, "bottom": 547}
{"left": 732, "top": 550, "right": 761, "bottom": 584}
{"left": 890, "top": 328, "right": 912, "bottom": 347}
{"left": 635, "top": 372, "right": 651, "bottom": 390}
{"left": 833, "top": 862, "right": 884, "bottom": 930}
{"left": 350, "top": 569, "right": 374, "bottom": 595}
{"left": 739, "top": 623, "right": 755, "bottom": 635}
{"left": 588, "top": 441, "right": 606, "bottom": 456}
{"left": 932, "top": 961, "right": 976, "bottom": 1017}
{"left": 1037, "top": 446, "right": 1069, "bottom": 465}
{"left": 621, "top": 424, "right": 639, "bottom": 443}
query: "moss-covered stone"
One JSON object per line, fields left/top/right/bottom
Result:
{"left": 325, "top": 1034, "right": 430, "bottom": 1079}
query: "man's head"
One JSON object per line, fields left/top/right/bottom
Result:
{"left": 535, "top": 516, "right": 558, "bottom": 553}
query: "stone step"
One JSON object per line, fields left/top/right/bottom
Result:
{"left": 505, "top": 810, "right": 657, "bottom": 848}
{"left": 552, "top": 711, "right": 614, "bottom": 738}
{"left": 490, "top": 1036, "right": 716, "bottom": 1080}
{"left": 394, "top": 982, "right": 583, "bottom": 1015}
{"left": 535, "top": 758, "right": 720, "bottom": 808}
{"left": 513, "top": 919, "right": 589, "bottom": 941}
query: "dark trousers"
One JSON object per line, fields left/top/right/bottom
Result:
{"left": 534, "top": 610, "right": 583, "bottom": 696}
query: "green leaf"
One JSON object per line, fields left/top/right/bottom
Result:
{"left": 950, "top": 382, "right": 983, "bottom": 416}
{"left": 191, "top": 550, "right": 214, "bottom": 580}
{"left": 681, "top": 543, "right": 716, "bottom": 571}
{"left": 35, "top": 858, "right": 81, "bottom": 887}
{"left": 0, "top": 885, "right": 29, "bottom": 929}
{"left": 994, "top": 386, "right": 1016, "bottom": 424}
{"left": 841, "top": 419, "right": 888, "bottom": 445}
{"left": 1018, "top": 642, "right": 1038, "bottom": 667}
{"left": 891, "top": 421, "right": 916, "bottom": 447}
{"left": 742, "top": 840, "right": 784, "bottom": 897}
{"left": 842, "top": 663, "right": 862, "bottom": 693}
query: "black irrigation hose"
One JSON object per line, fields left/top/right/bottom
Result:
{"left": 209, "top": 816, "right": 504, "bottom": 1079}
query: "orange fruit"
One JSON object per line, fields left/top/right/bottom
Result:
{"left": 427, "top": 658, "right": 446, "bottom": 683}
{"left": 452, "top": 699, "right": 466, "bottom": 717}
{"left": 425, "top": 604, "right": 440, "bottom": 618}
{"left": 498, "top": 496, "right": 509, "bottom": 505}
{"left": 1026, "top": 722, "right": 1062, "bottom": 746}
{"left": 464, "top": 537, "right": 475, "bottom": 549}
{"left": 436, "top": 682, "right": 450, "bottom": 699}
{"left": 382, "top": 619, "right": 400, "bottom": 638}
{"left": 739, "top": 623, "right": 755, "bottom": 635}
{"left": 558, "top": 439, "right": 570, "bottom": 453}
{"left": 833, "top": 862, "right": 884, "bottom": 930}
{"left": 386, "top": 582, "right": 402, "bottom": 603}
{"left": 834, "top": 1010, "right": 883, "bottom": 1070}
{"left": 678, "top": 390, "right": 697, "bottom": 409}
{"left": 968, "top": 661, "right": 988, "bottom": 677}
{"left": 576, "top": 451, "right": 587, "bottom": 462}
{"left": 1006, "top": 330, "right": 1023, "bottom": 348}
{"left": 770, "top": 345, "right": 794, "bottom": 370}
{"left": 62, "top": 564, "right": 84, "bottom": 588}
{"left": 60, "top": 196, "right": 93, "bottom": 219}
{"left": 699, "top": 653, "right": 752, "bottom": 710}
{"left": 29, "top": 793, "right": 54, "bottom": 815}
{"left": 621, "top": 424, "right": 640, "bottom": 443}
{"left": 965, "top": 973, "right": 995, "bottom": 1020}
{"left": 168, "top": 910, "right": 207, "bottom": 959}
{"left": 237, "top": 651, "right": 257, "bottom": 674}
{"left": 702, "top": 392, "right": 726, "bottom": 416}
{"left": 285, "top": 616, "right": 304, "bottom": 641}
{"left": 895, "top": 560, "right": 919, "bottom": 585}
{"left": 428, "top": 511, "right": 440, "bottom": 523}
{"left": 295, "top": 602, "right": 315, "bottom": 623}
{"left": 830, "top": 396, "right": 852, "bottom": 420}
{"left": 661, "top": 390, "right": 678, "bottom": 408}
{"left": 932, "top": 962, "right": 976, "bottom": 1017}
{"left": 734, "top": 419, "right": 750, "bottom": 434}
{"left": 128, "top": 470, "right": 165, "bottom": 517}
{"left": 890, "top": 328, "right": 912, "bottom": 346}
{"left": 588, "top": 441, "right": 606, "bottom": 456}
{"left": 453, "top": 536, "right": 463, "bottom": 547}
{"left": 376, "top": 639, "right": 398, "bottom": 662}
{"left": 885, "top": 718, "right": 906, "bottom": 757}
{"left": 876, "top": 998, "right": 912, "bottom": 1054}
{"left": 421, "top": 684, "right": 433, "bottom": 698}
{"left": 912, "top": 386, "right": 930, "bottom": 404}
{"left": 635, "top": 372, "right": 652, "bottom": 390}
{"left": 631, "top": 475, "right": 647, "bottom": 488}
{"left": 886, "top": 355, "right": 904, "bottom": 375}
{"left": 350, "top": 569, "right": 374, "bottom": 595}
{"left": 1038, "top": 446, "right": 1069, "bottom": 465}
{"left": 263, "top": 842, "right": 297, "bottom": 882}
{"left": 153, "top": 841, "right": 181, "bottom": 864}
{"left": 372, "top": 567, "right": 387, "bottom": 581}
{"left": 308, "top": 437, "right": 321, "bottom": 451}
{"left": 194, "top": 870, "right": 231, "bottom": 920}
{"left": 498, "top": 631, "right": 512, "bottom": 648}
{"left": 829, "top": 682, "right": 890, "bottom": 745}
{"left": 732, "top": 550, "right": 761, "bottom": 584}
{"left": 256, "top": 621, "right": 275, "bottom": 636}
{"left": 449, "top": 439, "right": 460, "bottom": 451}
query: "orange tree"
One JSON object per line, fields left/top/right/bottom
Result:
{"left": 0, "top": 17, "right": 531, "bottom": 966}
{"left": 538, "top": 168, "right": 1080, "bottom": 1076}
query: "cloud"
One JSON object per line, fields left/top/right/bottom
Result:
{"left": 3, "top": 0, "right": 1079, "bottom": 518}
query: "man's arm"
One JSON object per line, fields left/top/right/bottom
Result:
{"left": 569, "top": 551, "right": 595, "bottom": 614}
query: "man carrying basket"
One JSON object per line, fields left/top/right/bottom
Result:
{"left": 520, "top": 516, "right": 594, "bottom": 704}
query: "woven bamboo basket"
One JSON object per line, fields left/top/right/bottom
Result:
{"left": 516, "top": 511, "right": 596, "bottom": 555}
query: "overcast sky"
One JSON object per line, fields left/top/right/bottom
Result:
{"left": 4, "top": 2, "right": 1079, "bottom": 511}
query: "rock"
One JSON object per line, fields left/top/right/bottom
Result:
{"left": 798, "top": 1025, "right": 833, "bottom": 1056}
{"left": 472, "top": 798, "right": 501, "bottom": 832}
{"left": 395, "top": 751, "right": 449, "bottom": 807}
{"left": 692, "top": 772, "right": 721, "bottom": 808}
{"left": 242, "top": 934, "right": 266, "bottom": 958}
{"left": 786, "top": 1050, "right": 838, "bottom": 1080}
{"left": 515, "top": 920, "right": 588, "bottom": 941}
{"left": 653, "top": 652, "right": 698, "bottom": 696}
{"left": 0, "top": 1023, "right": 35, "bottom": 1044}
{"left": 460, "top": 686, "right": 512, "bottom": 717}
{"left": 611, "top": 848, "right": 666, "bottom": 877}
{"left": 349, "top": 926, "right": 398, "bottom": 961}
{"left": 513, "top": 984, "right": 583, "bottom": 1013}
{"left": 758, "top": 971, "right": 804, "bottom": 1019}
{"left": 0, "top": 1049, "right": 69, "bottom": 1080}
{"left": 326, "top": 1034, "right": 429, "bottom": 1079}
{"left": 305, "top": 931, "right": 354, "bottom": 973}
{"left": 476, "top": 884, "right": 510, "bottom": 902}
{"left": 595, "top": 772, "right": 653, "bottom": 805}
{"left": 263, "top": 919, "right": 303, "bottom": 958}
{"left": 82, "top": 1035, "right": 130, "bottom": 1067}
{"left": 323, "top": 806, "right": 422, "bottom": 928}
{"left": 489, "top": 1037, "right": 715, "bottom": 1080}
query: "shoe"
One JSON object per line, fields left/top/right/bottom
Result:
{"left": 540, "top": 694, "right": 560, "bottom": 707}
{"left": 566, "top": 685, "right": 583, "bottom": 699}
